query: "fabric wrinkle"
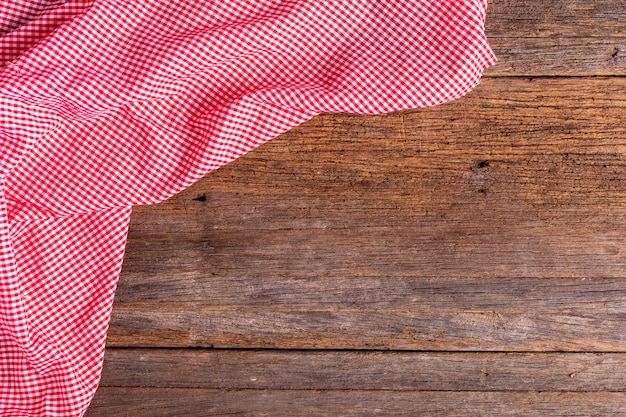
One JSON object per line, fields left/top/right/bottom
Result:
{"left": 0, "top": 1, "right": 496, "bottom": 415}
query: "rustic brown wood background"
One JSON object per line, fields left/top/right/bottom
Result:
{"left": 86, "top": 1, "right": 626, "bottom": 415}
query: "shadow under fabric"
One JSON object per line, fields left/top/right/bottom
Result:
{"left": 0, "top": 1, "right": 496, "bottom": 415}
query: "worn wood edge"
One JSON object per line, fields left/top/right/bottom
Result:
{"left": 99, "top": 349, "right": 626, "bottom": 392}
{"left": 86, "top": 389, "right": 626, "bottom": 417}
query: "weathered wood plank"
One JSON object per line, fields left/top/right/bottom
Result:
{"left": 108, "top": 77, "right": 626, "bottom": 350}
{"left": 99, "top": 350, "right": 626, "bottom": 392}
{"left": 113, "top": 276, "right": 626, "bottom": 315}
{"left": 122, "top": 77, "right": 626, "bottom": 280}
{"left": 485, "top": 0, "right": 626, "bottom": 76}
{"left": 107, "top": 307, "right": 626, "bottom": 351}
{"left": 86, "top": 389, "right": 626, "bottom": 417}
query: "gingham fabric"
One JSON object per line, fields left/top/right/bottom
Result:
{"left": 0, "top": 1, "right": 496, "bottom": 415}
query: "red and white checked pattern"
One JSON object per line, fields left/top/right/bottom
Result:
{"left": 0, "top": 1, "right": 496, "bottom": 415}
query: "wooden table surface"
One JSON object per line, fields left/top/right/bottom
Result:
{"left": 87, "top": 1, "right": 626, "bottom": 415}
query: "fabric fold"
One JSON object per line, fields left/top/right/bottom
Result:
{"left": 0, "top": 1, "right": 496, "bottom": 415}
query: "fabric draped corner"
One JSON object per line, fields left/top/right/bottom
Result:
{"left": 0, "top": 1, "right": 496, "bottom": 415}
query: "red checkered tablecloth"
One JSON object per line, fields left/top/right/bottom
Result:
{"left": 0, "top": 1, "right": 495, "bottom": 415}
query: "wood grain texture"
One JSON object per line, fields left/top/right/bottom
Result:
{"left": 108, "top": 308, "right": 626, "bottom": 351}
{"left": 99, "top": 350, "right": 626, "bottom": 392}
{"left": 120, "top": 77, "right": 626, "bottom": 280}
{"left": 86, "top": 390, "right": 626, "bottom": 417}
{"left": 108, "top": 77, "right": 626, "bottom": 351}
{"left": 485, "top": 0, "right": 626, "bottom": 76}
